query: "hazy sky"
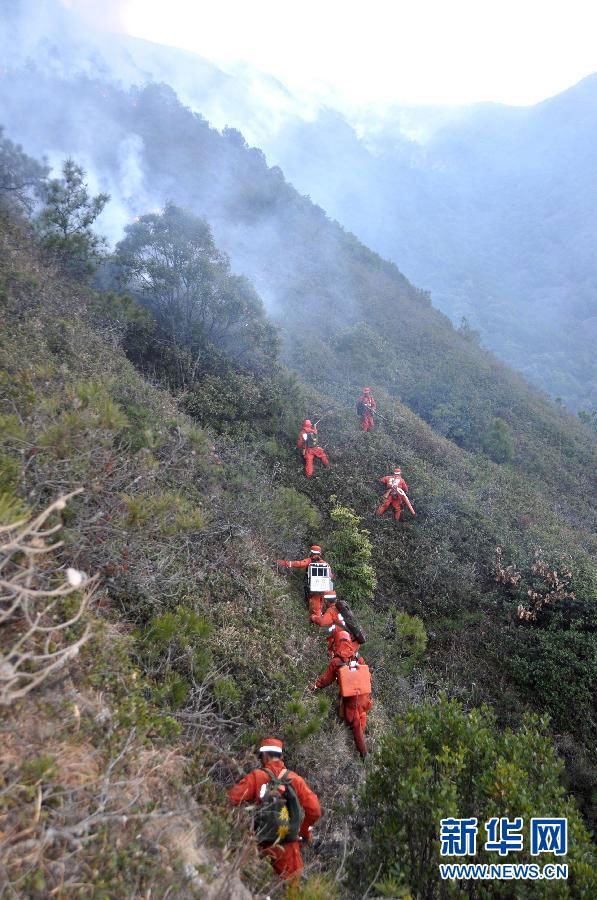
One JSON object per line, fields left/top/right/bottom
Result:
{"left": 69, "top": 0, "right": 597, "bottom": 112}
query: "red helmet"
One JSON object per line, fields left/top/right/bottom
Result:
{"left": 393, "top": 467, "right": 402, "bottom": 475}
{"left": 258, "top": 736, "right": 284, "bottom": 755}
{"left": 310, "top": 545, "right": 322, "bottom": 556}
{"left": 363, "top": 387, "right": 371, "bottom": 394}
{"left": 334, "top": 629, "right": 354, "bottom": 659}
{"left": 334, "top": 629, "right": 352, "bottom": 647}
{"left": 303, "top": 419, "right": 312, "bottom": 428}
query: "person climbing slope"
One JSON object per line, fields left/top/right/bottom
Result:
{"left": 228, "top": 737, "right": 321, "bottom": 881}
{"left": 376, "top": 466, "right": 416, "bottom": 521}
{"left": 356, "top": 387, "right": 377, "bottom": 432}
{"left": 297, "top": 419, "right": 329, "bottom": 477}
{"left": 310, "top": 591, "right": 366, "bottom": 651}
{"left": 275, "top": 545, "right": 334, "bottom": 617}
{"left": 309, "top": 630, "right": 373, "bottom": 758}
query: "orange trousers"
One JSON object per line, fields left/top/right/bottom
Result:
{"left": 303, "top": 446, "right": 329, "bottom": 476}
{"left": 361, "top": 413, "right": 374, "bottom": 431}
{"left": 376, "top": 495, "right": 402, "bottom": 519}
{"left": 340, "top": 695, "right": 371, "bottom": 756}
{"left": 308, "top": 593, "right": 325, "bottom": 617}
{"left": 261, "top": 840, "right": 304, "bottom": 880}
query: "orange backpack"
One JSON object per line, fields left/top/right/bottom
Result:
{"left": 338, "top": 661, "right": 371, "bottom": 698}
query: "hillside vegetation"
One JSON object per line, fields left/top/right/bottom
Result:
{"left": 1, "top": 133, "right": 596, "bottom": 896}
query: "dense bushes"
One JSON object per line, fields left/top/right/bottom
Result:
{"left": 358, "top": 696, "right": 596, "bottom": 897}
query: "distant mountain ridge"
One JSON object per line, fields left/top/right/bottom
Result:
{"left": 267, "top": 75, "right": 597, "bottom": 410}
{"left": 1, "top": 0, "right": 596, "bottom": 410}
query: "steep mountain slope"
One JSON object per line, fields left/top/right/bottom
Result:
{"left": 1, "top": 159, "right": 596, "bottom": 894}
{"left": 1, "top": 73, "right": 595, "bottom": 506}
{"left": 0, "top": 211, "right": 346, "bottom": 898}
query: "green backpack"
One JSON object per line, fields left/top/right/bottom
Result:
{"left": 254, "top": 768, "right": 305, "bottom": 845}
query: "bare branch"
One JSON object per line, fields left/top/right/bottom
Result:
{"left": 0, "top": 493, "right": 94, "bottom": 705}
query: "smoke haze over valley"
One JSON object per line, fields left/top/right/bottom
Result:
{"left": 1, "top": 0, "right": 596, "bottom": 411}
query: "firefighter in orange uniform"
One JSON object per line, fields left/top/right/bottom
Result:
{"left": 228, "top": 737, "right": 321, "bottom": 880}
{"left": 275, "top": 545, "right": 334, "bottom": 617}
{"left": 309, "top": 630, "right": 372, "bottom": 757}
{"left": 310, "top": 592, "right": 363, "bottom": 656}
{"left": 376, "top": 466, "right": 416, "bottom": 521}
{"left": 357, "top": 387, "right": 377, "bottom": 431}
{"left": 297, "top": 419, "right": 329, "bottom": 476}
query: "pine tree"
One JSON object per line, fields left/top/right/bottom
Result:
{"left": 37, "top": 159, "right": 109, "bottom": 277}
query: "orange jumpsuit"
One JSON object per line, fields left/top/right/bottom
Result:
{"left": 376, "top": 474, "right": 411, "bottom": 520}
{"left": 228, "top": 759, "right": 321, "bottom": 879}
{"left": 297, "top": 425, "right": 329, "bottom": 477}
{"left": 314, "top": 653, "right": 372, "bottom": 756}
{"left": 277, "top": 555, "right": 334, "bottom": 617}
{"left": 358, "top": 394, "right": 377, "bottom": 431}
{"left": 310, "top": 604, "right": 361, "bottom": 656}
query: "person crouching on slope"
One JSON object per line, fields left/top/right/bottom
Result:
{"left": 309, "top": 630, "right": 373, "bottom": 758}
{"left": 228, "top": 737, "right": 321, "bottom": 881}
{"left": 310, "top": 591, "right": 365, "bottom": 655}
{"left": 297, "top": 419, "right": 329, "bottom": 477}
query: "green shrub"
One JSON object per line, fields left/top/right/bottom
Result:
{"left": 153, "top": 674, "right": 191, "bottom": 709}
{"left": 358, "top": 696, "right": 596, "bottom": 897}
{"left": 282, "top": 693, "right": 331, "bottom": 750}
{"left": 482, "top": 416, "right": 514, "bottom": 463}
{"left": 502, "top": 629, "right": 597, "bottom": 741}
{"left": 122, "top": 490, "right": 203, "bottom": 535}
{"left": 213, "top": 675, "right": 241, "bottom": 711}
{"left": 0, "top": 450, "right": 21, "bottom": 493}
{"left": 0, "top": 413, "right": 28, "bottom": 443}
{"left": 267, "top": 486, "right": 320, "bottom": 542}
{"left": 0, "top": 490, "right": 29, "bottom": 526}
{"left": 373, "top": 878, "right": 412, "bottom": 899}
{"left": 286, "top": 874, "right": 340, "bottom": 899}
{"left": 327, "top": 503, "right": 376, "bottom": 604}
{"left": 73, "top": 379, "right": 129, "bottom": 430}
{"left": 142, "top": 605, "right": 211, "bottom": 649}
{"left": 139, "top": 605, "right": 212, "bottom": 684}
{"left": 394, "top": 610, "right": 428, "bottom": 673}
{"left": 37, "top": 410, "right": 87, "bottom": 457}
{"left": 184, "top": 370, "right": 262, "bottom": 427}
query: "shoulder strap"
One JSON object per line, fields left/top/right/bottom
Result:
{"left": 262, "top": 766, "right": 288, "bottom": 783}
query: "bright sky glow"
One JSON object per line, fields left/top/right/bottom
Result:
{"left": 70, "top": 0, "right": 597, "bottom": 112}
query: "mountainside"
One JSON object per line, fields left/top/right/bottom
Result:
{"left": 1, "top": 12, "right": 597, "bottom": 893}
{"left": 1, "top": 142, "right": 596, "bottom": 895}
{"left": 1, "top": 71, "right": 595, "bottom": 496}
